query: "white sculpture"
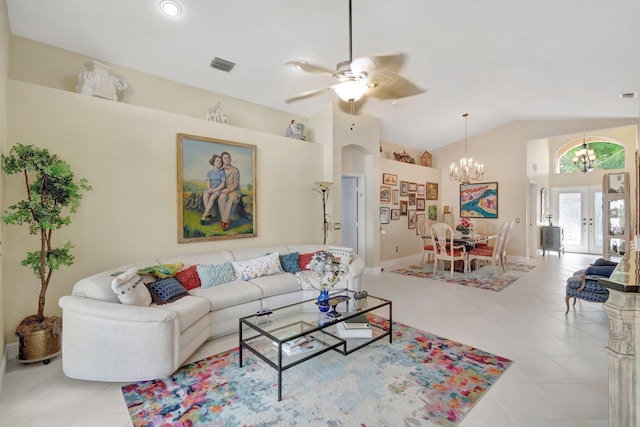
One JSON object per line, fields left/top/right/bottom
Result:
{"left": 205, "top": 103, "right": 230, "bottom": 124}
{"left": 76, "top": 60, "right": 128, "bottom": 101}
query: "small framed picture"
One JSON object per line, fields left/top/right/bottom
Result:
{"left": 382, "top": 173, "right": 398, "bottom": 186}
{"left": 408, "top": 210, "right": 417, "bottom": 229}
{"left": 408, "top": 193, "right": 416, "bottom": 206}
{"left": 400, "top": 200, "right": 408, "bottom": 215}
{"left": 608, "top": 173, "right": 627, "bottom": 193}
{"left": 416, "top": 198, "right": 425, "bottom": 211}
{"left": 426, "top": 182, "right": 438, "bottom": 200}
{"left": 392, "top": 188, "right": 399, "bottom": 205}
{"left": 391, "top": 209, "right": 400, "bottom": 220}
{"left": 400, "top": 181, "right": 408, "bottom": 196}
{"left": 380, "top": 207, "right": 390, "bottom": 224}
{"left": 417, "top": 184, "right": 425, "bottom": 197}
{"left": 428, "top": 205, "right": 438, "bottom": 221}
{"left": 380, "top": 186, "right": 391, "bottom": 203}
{"left": 408, "top": 182, "right": 418, "bottom": 192}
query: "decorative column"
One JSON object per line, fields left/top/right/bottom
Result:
{"left": 600, "top": 250, "right": 640, "bottom": 427}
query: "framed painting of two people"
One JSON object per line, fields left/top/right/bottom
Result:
{"left": 177, "top": 133, "right": 256, "bottom": 242}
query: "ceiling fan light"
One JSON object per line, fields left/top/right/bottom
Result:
{"left": 335, "top": 80, "right": 367, "bottom": 102}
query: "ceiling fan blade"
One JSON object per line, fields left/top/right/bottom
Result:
{"left": 350, "top": 53, "right": 407, "bottom": 78}
{"left": 366, "top": 72, "right": 426, "bottom": 100}
{"left": 285, "top": 86, "right": 336, "bottom": 103}
{"left": 337, "top": 97, "right": 368, "bottom": 115}
{"left": 285, "top": 60, "right": 336, "bottom": 77}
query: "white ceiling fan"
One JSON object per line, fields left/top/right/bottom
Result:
{"left": 285, "top": 0, "right": 426, "bottom": 114}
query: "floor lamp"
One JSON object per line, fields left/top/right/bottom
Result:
{"left": 314, "top": 181, "right": 333, "bottom": 244}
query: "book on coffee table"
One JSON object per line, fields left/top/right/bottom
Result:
{"left": 336, "top": 321, "right": 372, "bottom": 339}
{"left": 342, "top": 314, "right": 370, "bottom": 329}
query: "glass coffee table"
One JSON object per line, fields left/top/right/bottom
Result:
{"left": 239, "top": 289, "right": 392, "bottom": 401}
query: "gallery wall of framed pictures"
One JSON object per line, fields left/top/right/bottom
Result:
{"left": 378, "top": 157, "right": 442, "bottom": 261}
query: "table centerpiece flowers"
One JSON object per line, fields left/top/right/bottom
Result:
{"left": 456, "top": 217, "right": 475, "bottom": 236}
{"left": 303, "top": 251, "right": 349, "bottom": 312}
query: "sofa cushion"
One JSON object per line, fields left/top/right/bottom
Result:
{"left": 111, "top": 268, "right": 152, "bottom": 306}
{"left": 231, "top": 245, "right": 289, "bottom": 262}
{"left": 146, "top": 277, "right": 189, "bottom": 305}
{"left": 328, "top": 246, "right": 353, "bottom": 265}
{"left": 299, "top": 252, "right": 315, "bottom": 271}
{"left": 279, "top": 252, "right": 301, "bottom": 273}
{"left": 585, "top": 265, "right": 617, "bottom": 278}
{"left": 197, "top": 262, "right": 236, "bottom": 288}
{"left": 566, "top": 275, "right": 609, "bottom": 294}
{"left": 592, "top": 258, "right": 618, "bottom": 267}
{"left": 231, "top": 252, "right": 283, "bottom": 280}
{"left": 189, "top": 280, "right": 262, "bottom": 311}
{"left": 174, "top": 265, "right": 201, "bottom": 290}
{"left": 159, "top": 295, "right": 210, "bottom": 332}
{"left": 137, "top": 262, "right": 184, "bottom": 278}
{"left": 248, "top": 273, "right": 302, "bottom": 298}
{"left": 157, "top": 251, "right": 235, "bottom": 267}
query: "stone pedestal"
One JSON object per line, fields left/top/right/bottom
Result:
{"left": 600, "top": 250, "right": 640, "bottom": 427}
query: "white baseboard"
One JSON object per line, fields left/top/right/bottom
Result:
{"left": 380, "top": 254, "right": 422, "bottom": 272}
{"left": 0, "top": 346, "right": 7, "bottom": 392}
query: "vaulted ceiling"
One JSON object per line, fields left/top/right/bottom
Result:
{"left": 6, "top": 0, "right": 640, "bottom": 150}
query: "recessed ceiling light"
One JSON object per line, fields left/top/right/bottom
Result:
{"left": 160, "top": 1, "right": 182, "bottom": 17}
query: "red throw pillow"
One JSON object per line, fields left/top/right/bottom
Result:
{"left": 174, "top": 265, "right": 201, "bottom": 290}
{"left": 298, "top": 253, "right": 315, "bottom": 271}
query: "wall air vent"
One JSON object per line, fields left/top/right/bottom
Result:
{"left": 210, "top": 57, "right": 236, "bottom": 73}
{"left": 619, "top": 92, "right": 638, "bottom": 99}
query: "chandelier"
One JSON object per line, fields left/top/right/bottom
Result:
{"left": 572, "top": 135, "right": 596, "bottom": 173}
{"left": 450, "top": 113, "right": 484, "bottom": 184}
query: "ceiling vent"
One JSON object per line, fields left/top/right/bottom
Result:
{"left": 210, "top": 57, "right": 236, "bottom": 73}
{"left": 619, "top": 92, "right": 638, "bottom": 99}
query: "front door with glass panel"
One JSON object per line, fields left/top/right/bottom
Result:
{"left": 552, "top": 186, "right": 602, "bottom": 254}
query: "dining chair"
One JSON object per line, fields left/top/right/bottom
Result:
{"left": 416, "top": 215, "right": 435, "bottom": 265}
{"left": 431, "top": 222, "right": 467, "bottom": 277}
{"left": 466, "top": 222, "right": 509, "bottom": 275}
{"left": 500, "top": 221, "right": 515, "bottom": 272}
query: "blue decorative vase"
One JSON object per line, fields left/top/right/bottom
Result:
{"left": 316, "top": 289, "right": 330, "bottom": 312}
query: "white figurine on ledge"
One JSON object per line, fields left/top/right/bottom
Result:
{"left": 76, "top": 60, "right": 127, "bottom": 101}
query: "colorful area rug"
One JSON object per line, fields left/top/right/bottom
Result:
{"left": 122, "top": 317, "right": 512, "bottom": 427}
{"left": 392, "top": 263, "right": 535, "bottom": 292}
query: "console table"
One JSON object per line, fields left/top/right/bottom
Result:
{"left": 541, "top": 226, "right": 564, "bottom": 257}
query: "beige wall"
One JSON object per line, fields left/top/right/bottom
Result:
{"left": 9, "top": 37, "right": 309, "bottom": 140}
{"left": 433, "top": 119, "right": 638, "bottom": 259}
{"left": 4, "top": 80, "right": 325, "bottom": 343}
{"left": 0, "top": 0, "right": 9, "bottom": 359}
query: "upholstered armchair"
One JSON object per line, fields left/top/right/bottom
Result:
{"left": 565, "top": 258, "right": 617, "bottom": 314}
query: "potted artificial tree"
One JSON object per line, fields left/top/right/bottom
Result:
{"left": 2, "top": 143, "right": 90, "bottom": 363}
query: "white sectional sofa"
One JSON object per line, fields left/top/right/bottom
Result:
{"left": 58, "top": 244, "right": 363, "bottom": 382}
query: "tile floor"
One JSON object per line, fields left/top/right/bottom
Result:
{"left": 0, "top": 252, "right": 610, "bottom": 426}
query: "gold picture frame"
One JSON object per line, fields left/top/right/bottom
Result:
{"left": 177, "top": 133, "right": 257, "bottom": 242}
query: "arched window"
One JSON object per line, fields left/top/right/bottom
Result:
{"left": 555, "top": 137, "right": 625, "bottom": 173}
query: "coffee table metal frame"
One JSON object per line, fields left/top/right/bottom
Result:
{"left": 239, "top": 289, "right": 392, "bottom": 401}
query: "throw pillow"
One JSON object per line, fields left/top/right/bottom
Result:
{"left": 298, "top": 252, "right": 315, "bottom": 271}
{"left": 197, "top": 262, "right": 236, "bottom": 288}
{"left": 232, "top": 252, "right": 284, "bottom": 281}
{"left": 137, "top": 262, "right": 184, "bottom": 278}
{"left": 329, "top": 247, "right": 353, "bottom": 265}
{"left": 279, "top": 252, "right": 301, "bottom": 273}
{"left": 146, "top": 277, "right": 189, "bottom": 305}
{"left": 592, "top": 258, "right": 618, "bottom": 267}
{"left": 111, "top": 267, "right": 152, "bottom": 306}
{"left": 585, "top": 264, "right": 617, "bottom": 278}
{"left": 175, "top": 265, "right": 202, "bottom": 290}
